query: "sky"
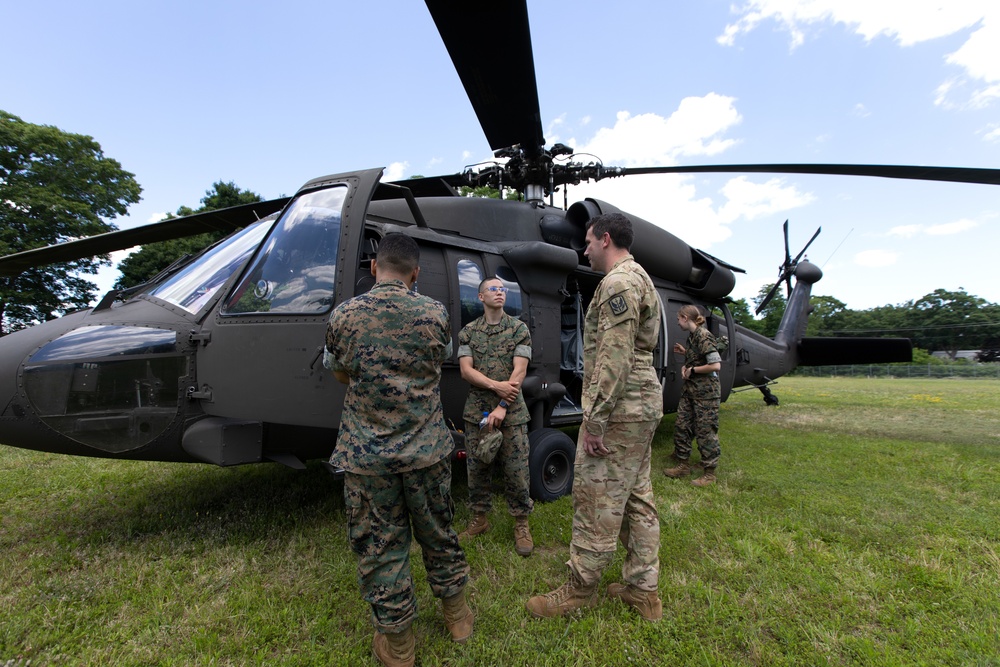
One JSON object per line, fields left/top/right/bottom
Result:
{"left": 3, "top": 0, "right": 998, "bottom": 312}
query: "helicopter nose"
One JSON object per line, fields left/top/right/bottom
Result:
{"left": 0, "top": 313, "right": 93, "bottom": 454}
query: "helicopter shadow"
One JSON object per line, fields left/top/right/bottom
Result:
{"left": 35, "top": 460, "right": 348, "bottom": 547}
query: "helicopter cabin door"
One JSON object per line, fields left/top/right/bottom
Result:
{"left": 192, "top": 169, "right": 384, "bottom": 436}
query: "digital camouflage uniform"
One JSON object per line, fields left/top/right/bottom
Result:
{"left": 324, "top": 279, "right": 469, "bottom": 634}
{"left": 573, "top": 255, "right": 663, "bottom": 593}
{"left": 458, "top": 311, "right": 534, "bottom": 517}
{"left": 673, "top": 325, "right": 722, "bottom": 469}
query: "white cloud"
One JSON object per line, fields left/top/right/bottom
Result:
{"left": 887, "top": 224, "right": 922, "bottom": 238}
{"left": 984, "top": 124, "right": 1000, "bottom": 142}
{"left": 147, "top": 212, "right": 168, "bottom": 223}
{"left": 551, "top": 94, "right": 813, "bottom": 249}
{"left": 720, "top": 1, "right": 998, "bottom": 108}
{"left": 854, "top": 249, "right": 899, "bottom": 267}
{"left": 716, "top": 176, "right": 815, "bottom": 223}
{"left": 581, "top": 94, "right": 742, "bottom": 166}
{"left": 384, "top": 161, "right": 408, "bottom": 181}
{"left": 926, "top": 218, "right": 978, "bottom": 235}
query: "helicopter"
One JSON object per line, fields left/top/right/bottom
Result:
{"left": 1, "top": 0, "right": 998, "bottom": 502}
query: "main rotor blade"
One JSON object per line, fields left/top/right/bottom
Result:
{"left": 0, "top": 197, "right": 290, "bottom": 277}
{"left": 425, "top": 0, "right": 544, "bottom": 156}
{"left": 619, "top": 163, "right": 1000, "bottom": 186}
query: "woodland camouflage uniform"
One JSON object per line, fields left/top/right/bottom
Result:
{"left": 458, "top": 311, "right": 533, "bottom": 518}
{"left": 324, "top": 279, "right": 469, "bottom": 635}
{"left": 572, "top": 254, "right": 663, "bottom": 592}
{"left": 673, "top": 325, "right": 722, "bottom": 468}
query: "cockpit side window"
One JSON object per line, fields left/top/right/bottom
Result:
{"left": 457, "top": 259, "right": 484, "bottom": 327}
{"left": 222, "top": 186, "right": 347, "bottom": 315}
{"left": 147, "top": 219, "right": 271, "bottom": 315}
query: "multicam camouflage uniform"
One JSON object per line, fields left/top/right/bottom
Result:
{"left": 458, "top": 311, "right": 533, "bottom": 517}
{"left": 573, "top": 255, "right": 663, "bottom": 593}
{"left": 324, "top": 279, "right": 468, "bottom": 634}
{"left": 673, "top": 325, "right": 722, "bottom": 469}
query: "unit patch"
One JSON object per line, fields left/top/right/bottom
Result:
{"left": 609, "top": 295, "right": 628, "bottom": 316}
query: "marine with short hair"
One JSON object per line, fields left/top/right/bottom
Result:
{"left": 324, "top": 232, "right": 472, "bottom": 667}
{"left": 458, "top": 276, "right": 534, "bottom": 556}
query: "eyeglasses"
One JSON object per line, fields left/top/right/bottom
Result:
{"left": 484, "top": 286, "right": 509, "bottom": 293}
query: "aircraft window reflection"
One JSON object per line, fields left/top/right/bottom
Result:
{"left": 457, "top": 259, "right": 484, "bottom": 327}
{"left": 223, "top": 186, "right": 347, "bottom": 315}
{"left": 495, "top": 266, "right": 522, "bottom": 317}
{"left": 148, "top": 219, "right": 271, "bottom": 315}
{"left": 23, "top": 326, "right": 184, "bottom": 453}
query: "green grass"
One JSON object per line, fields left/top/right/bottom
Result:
{"left": 2, "top": 376, "right": 999, "bottom": 666}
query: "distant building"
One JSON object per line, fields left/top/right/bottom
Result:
{"left": 930, "top": 350, "right": 981, "bottom": 362}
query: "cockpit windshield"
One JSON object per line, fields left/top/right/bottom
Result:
{"left": 147, "top": 218, "right": 272, "bottom": 315}
{"left": 222, "top": 186, "right": 347, "bottom": 315}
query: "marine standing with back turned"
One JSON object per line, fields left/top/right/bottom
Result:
{"left": 458, "top": 276, "right": 535, "bottom": 557}
{"left": 324, "top": 233, "right": 473, "bottom": 667}
{"left": 526, "top": 212, "right": 664, "bottom": 622}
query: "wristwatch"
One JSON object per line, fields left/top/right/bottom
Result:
{"left": 498, "top": 400, "right": 510, "bottom": 409}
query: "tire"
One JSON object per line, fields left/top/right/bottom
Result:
{"left": 528, "top": 428, "right": 576, "bottom": 501}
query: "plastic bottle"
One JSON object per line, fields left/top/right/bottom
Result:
{"left": 478, "top": 411, "right": 489, "bottom": 428}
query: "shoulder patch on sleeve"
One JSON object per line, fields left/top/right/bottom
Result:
{"left": 609, "top": 294, "right": 629, "bottom": 316}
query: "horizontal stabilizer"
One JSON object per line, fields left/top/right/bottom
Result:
{"left": 798, "top": 337, "right": 913, "bottom": 366}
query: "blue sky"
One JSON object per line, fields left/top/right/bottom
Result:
{"left": 3, "top": 0, "right": 998, "bottom": 311}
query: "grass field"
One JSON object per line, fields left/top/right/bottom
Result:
{"left": 2, "top": 377, "right": 999, "bottom": 666}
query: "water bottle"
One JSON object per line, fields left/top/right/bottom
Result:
{"left": 478, "top": 411, "right": 489, "bottom": 428}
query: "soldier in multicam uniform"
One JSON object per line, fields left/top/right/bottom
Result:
{"left": 526, "top": 212, "right": 664, "bottom": 623}
{"left": 458, "top": 277, "right": 534, "bottom": 556}
{"left": 324, "top": 233, "right": 472, "bottom": 667}
{"left": 663, "top": 304, "right": 723, "bottom": 486}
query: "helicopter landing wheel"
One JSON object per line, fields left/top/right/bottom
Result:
{"left": 528, "top": 427, "right": 575, "bottom": 502}
{"left": 760, "top": 386, "right": 780, "bottom": 406}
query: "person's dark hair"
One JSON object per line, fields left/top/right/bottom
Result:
{"left": 586, "top": 212, "right": 634, "bottom": 250}
{"left": 478, "top": 276, "right": 503, "bottom": 293}
{"left": 376, "top": 233, "right": 419, "bottom": 274}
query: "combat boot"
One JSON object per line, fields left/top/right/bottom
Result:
{"left": 525, "top": 579, "right": 598, "bottom": 618}
{"left": 514, "top": 517, "right": 534, "bottom": 557}
{"left": 372, "top": 627, "right": 415, "bottom": 667}
{"left": 461, "top": 513, "right": 490, "bottom": 538}
{"left": 663, "top": 460, "right": 692, "bottom": 478}
{"left": 606, "top": 583, "right": 663, "bottom": 622}
{"left": 691, "top": 468, "right": 717, "bottom": 487}
{"left": 441, "top": 588, "right": 474, "bottom": 643}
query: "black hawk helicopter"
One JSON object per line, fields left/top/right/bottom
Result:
{"left": 2, "top": 1, "right": 998, "bottom": 501}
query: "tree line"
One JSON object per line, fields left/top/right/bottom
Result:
{"left": 3, "top": 110, "right": 998, "bottom": 362}
{"left": 730, "top": 285, "right": 1000, "bottom": 363}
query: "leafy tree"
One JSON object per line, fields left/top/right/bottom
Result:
{"left": 908, "top": 288, "right": 990, "bottom": 359}
{"left": 752, "top": 283, "right": 787, "bottom": 338}
{"left": 114, "top": 181, "right": 262, "bottom": 289}
{"left": 725, "top": 298, "right": 764, "bottom": 334}
{"left": 805, "top": 295, "right": 848, "bottom": 336}
{"left": 458, "top": 184, "right": 520, "bottom": 200}
{"left": 0, "top": 111, "right": 141, "bottom": 335}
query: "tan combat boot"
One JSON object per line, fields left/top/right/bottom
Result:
{"left": 514, "top": 517, "right": 534, "bottom": 557}
{"left": 461, "top": 513, "right": 490, "bottom": 538}
{"left": 663, "top": 461, "right": 692, "bottom": 478}
{"left": 372, "top": 627, "right": 415, "bottom": 667}
{"left": 691, "top": 468, "right": 716, "bottom": 487}
{"left": 606, "top": 583, "right": 663, "bottom": 622}
{"left": 525, "top": 580, "right": 598, "bottom": 618}
{"left": 442, "top": 589, "right": 474, "bottom": 643}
